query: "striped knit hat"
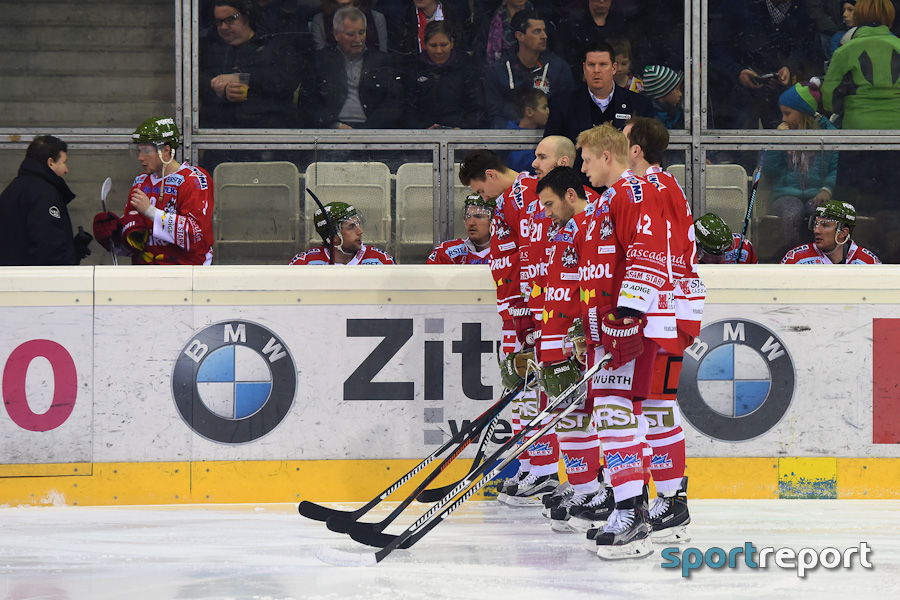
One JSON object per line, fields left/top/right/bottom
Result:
{"left": 642, "top": 65, "right": 683, "bottom": 99}
{"left": 778, "top": 82, "right": 821, "bottom": 115}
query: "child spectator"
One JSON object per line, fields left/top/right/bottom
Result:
{"left": 610, "top": 36, "right": 643, "bottom": 93}
{"left": 642, "top": 64, "right": 683, "bottom": 129}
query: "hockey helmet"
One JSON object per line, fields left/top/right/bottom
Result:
{"left": 314, "top": 201, "right": 362, "bottom": 241}
{"left": 694, "top": 213, "right": 733, "bottom": 255}
{"left": 132, "top": 117, "right": 180, "bottom": 150}
{"left": 810, "top": 200, "right": 856, "bottom": 234}
{"left": 463, "top": 193, "right": 495, "bottom": 219}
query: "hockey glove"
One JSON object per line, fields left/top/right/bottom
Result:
{"left": 601, "top": 309, "right": 646, "bottom": 370}
{"left": 498, "top": 350, "right": 523, "bottom": 390}
{"left": 508, "top": 299, "right": 536, "bottom": 347}
{"left": 121, "top": 209, "right": 151, "bottom": 252}
{"left": 567, "top": 318, "right": 588, "bottom": 364}
{"left": 92, "top": 211, "right": 123, "bottom": 252}
{"left": 514, "top": 349, "right": 534, "bottom": 379}
{"left": 540, "top": 357, "right": 582, "bottom": 400}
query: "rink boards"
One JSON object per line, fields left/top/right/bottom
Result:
{"left": 1, "top": 264, "right": 899, "bottom": 506}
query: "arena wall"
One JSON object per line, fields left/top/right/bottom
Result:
{"left": 1, "top": 265, "right": 899, "bottom": 506}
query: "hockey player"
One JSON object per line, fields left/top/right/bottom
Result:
{"left": 532, "top": 166, "right": 614, "bottom": 532}
{"left": 92, "top": 117, "right": 214, "bottom": 265}
{"left": 290, "top": 201, "right": 395, "bottom": 265}
{"left": 575, "top": 123, "right": 677, "bottom": 560}
{"left": 622, "top": 117, "right": 705, "bottom": 544}
{"left": 781, "top": 200, "right": 881, "bottom": 264}
{"left": 694, "top": 213, "right": 758, "bottom": 264}
{"left": 426, "top": 194, "right": 494, "bottom": 265}
{"left": 531, "top": 135, "right": 578, "bottom": 180}
{"left": 458, "top": 150, "right": 560, "bottom": 505}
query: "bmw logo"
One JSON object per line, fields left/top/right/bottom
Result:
{"left": 172, "top": 320, "right": 297, "bottom": 444}
{"left": 679, "top": 319, "right": 795, "bottom": 442}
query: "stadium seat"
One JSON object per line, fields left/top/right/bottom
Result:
{"left": 303, "top": 162, "right": 392, "bottom": 252}
{"left": 667, "top": 164, "right": 748, "bottom": 234}
{"left": 212, "top": 161, "right": 301, "bottom": 264}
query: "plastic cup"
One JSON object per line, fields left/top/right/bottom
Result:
{"left": 236, "top": 72, "right": 250, "bottom": 99}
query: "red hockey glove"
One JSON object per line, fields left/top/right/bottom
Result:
{"left": 508, "top": 299, "right": 536, "bottom": 348}
{"left": 92, "top": 211, "right": 123, "bottom": 252}
{"left": 584, "top": 304, "right": 614, "bottom": 346}
{"left": 600, "top": 310, "right": 646, "bottom": 370}
{"left": 121, "top": 209, "right": 151, "bottom": 252}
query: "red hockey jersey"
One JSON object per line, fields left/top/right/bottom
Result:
{"left": 490, "top": 172, "right": 539, "bottom": 320}
{"left": 427, "top": 238, "right": 490, "bottom": 264}
{"left": 289, "top": 243, "right": 395, "bottom": 265}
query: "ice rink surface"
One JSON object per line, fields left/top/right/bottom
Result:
{"left": 2, "top": 499, "right": 898, "bottom": 600}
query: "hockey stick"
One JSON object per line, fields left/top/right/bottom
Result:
{"left": 305, "top": 188, "right": 336, "bottom": 265}
{"left": 100, "top": 177, "right": 118, "bottom": 266}
{"left": 325, "top": 394, "right": 509, "bottom": 534}
{"left": 316, "top": 354, "right": 610, "bottom": 566}
{"left": 735, "top": 149, "right": 766, "bottom": 264}
{"left": 298, "top": 379, "right": 525, "bottom": 525}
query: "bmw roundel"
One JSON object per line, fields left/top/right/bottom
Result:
{"left": 679, "top": 319, "right": 795, "bottom": 442}
{"left": 172, "top": 320, "right": 297, "bottom": 444}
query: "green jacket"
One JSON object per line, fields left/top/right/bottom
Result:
{"left": 822, "top": 25, "right": 900, "bottom": 129}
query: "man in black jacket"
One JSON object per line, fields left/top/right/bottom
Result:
{"left": 0, "top": 135, "right": 91, "bottom": 266}
{"left": 307, "top": 6, "right": 401, "bottom": 129}
{"left": 544, "top": 41, "right": 654, "bottom": 144}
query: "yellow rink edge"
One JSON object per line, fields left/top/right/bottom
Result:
{"left": 0, "top": 458, "right": 898, "bottom": 507}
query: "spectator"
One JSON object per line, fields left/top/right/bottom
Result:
{"left": 822, "top": 0, "right": 900, "bottom": 262}
{"left": 307, "top": 7, "right": 402, "bottom": 128}
{"left": 484, "top": 10, "right": 573, "bottom": 128}
{"left": 199, "top": 0, "right": 305, "bottom": 127}
{"left": 480, "top": 0, "right": 533, "bottom": 65}
{"left": 641, "top": 65, "right": 684, "bottom": 129}
{"left": 0, "top": 135, "right": 91, "bottom": 266}
{"left": 708, "top": 0, "right": 819, "bottom": 129}
{"left": 290, "top": 201, "right": 395, "bottom": 264}
{"left": 253, "top": 0, "right": 317, "bottom": 35}
{"left": 426, "top": 194, "right": 494, "bottom": 264}
{"left": 781, "top": 200, "right": 881, "bottom": 263}
{"left": 554, "top": 0, "right": 629, "bottom": 73}
{"left": 763, "top": 81, "right": 838, "bottom": 255}
{"left": 403, "top": 20, "right": 485, "bottom": 129}
{"left": 694, "top": 213, "right": 759, "bottom": 264}
{"left": 609, "top": 36, "right": 643, "bottom": 93}
{"left": 310, "top": 0, "right": 387, "bottom": 52}
{"left": 544, "top": 41, "right": 654, "bottom": 150}
{"left": 504, "top": 89, "right": 549, "bottom": 173}
{"left": 93, "top": 118, "right": 214, "bottom": 266}
{"left": 807, "top": 0, "right": 846, "bottom": 54}
{"left": 395, "top": 0, "right": 466, "bottom": 58}
{"left": 827, "top": 1, "right": 857, "bottom": 61}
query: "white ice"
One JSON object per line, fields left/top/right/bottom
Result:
{"left": 1, "top": 499, "right": 898, "bottom": 600}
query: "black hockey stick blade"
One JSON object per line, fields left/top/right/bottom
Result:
{"left": 298, "top": 379, "right": 524, "bottom": 526}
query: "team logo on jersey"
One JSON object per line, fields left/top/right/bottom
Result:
{"left": 562, "top": 246, "right": 579, "bottom": 268}
{"left": 495, "top": 221, "right": 512, "bottom": 240}
{"left": 680, "top": 319, "right": 795, "bottom": 442}
{"left": 172, "top": 320, "right": 297, "bottom": 444}
{"left": 606, "top": 451, "right": 640, "bottom": 474}
{"left": 528, "top": 441, "right": 554, "bottom": 456}
{"left": 599, "top": 217, "right": 613, "bottom": 240}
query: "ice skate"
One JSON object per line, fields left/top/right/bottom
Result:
{"left": 649, "top": 476, "right": 691, "bottom": 543}
{"left": 541, "top": 481, "right": 574, "bottom": 518}
{"left": 502, "top": 473, "right": 559, "bottom": 507}
{"left": 549, "top": 488, "right": 601, "bottom": 532}
{"left": 496, "top": 467, "right": 529, "bottom": 504}
{"left": 567, "top": 485, "right": 615, "bottom": 532}
{"left": 594, "top": 506, "right": 653, "bottom": 560}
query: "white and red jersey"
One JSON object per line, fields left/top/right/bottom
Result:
{"left": 289, "top": 243, "right": 395, "bottom": 265}
{"left": 781, "top": 241, "right": 881, "bottom": 264}
{"left": 644, "top": 165, "right": 705, "bottom": 347}
{"left": 538, "top": 205, "right": 596, "bottom": 364}
{"left": 426, "top": 238, "right": 490, "bottom": 264}
{"left": 579, "top": 170, "right": 679, "bottom": 355}
{"left": 490, "top": 172, "right": 539, "bottom": 321}
{"left": 721, "top": 233, "right": 758, "bottom": 264}
{"left": 126, "top": 163, "right": 214, "bottom": 265}
{"left": 525, "top": 199, "right": 557, "bottom": 326}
